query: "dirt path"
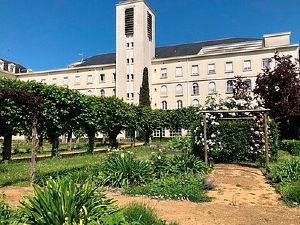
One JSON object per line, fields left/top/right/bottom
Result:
{"left": 1, "top": 164, "right": 300, "bottom": 225}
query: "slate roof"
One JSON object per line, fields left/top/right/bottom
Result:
{"left": 0, "top": 58, "right": 27, "bottom": 73}
{"left": 75, "top": 38, "right": 261, "bottom": 67}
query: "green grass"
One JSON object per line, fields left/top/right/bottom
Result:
{"left": 0, "top": 146, "right": 178, "bottom": 187}
{"left": 0, "top": 154, "right": 105, "bottom": 187}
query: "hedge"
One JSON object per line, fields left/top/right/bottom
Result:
{"left": 281, "top": 140, "right": 300, "bottom": 156}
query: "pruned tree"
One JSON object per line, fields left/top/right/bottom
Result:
{"left": 139, "top": 67, "right": 151, "bottom": 107}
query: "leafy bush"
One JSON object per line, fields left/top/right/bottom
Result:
{"left": 280, "top": 181, "right": 300, "bottom": 207}
{"left": 150, "top": 152, "right": 210, "bottom": 178}
{"left": 0, "top": 195, "right": 13, "bottom": 225}
{"left": 126, "top": 175, "right": 210, "bottom": 203}
{"left": 268, "top": 160, "right": 300, "bottom": 183}
{"left": 192, "top": 120, "right": 279, "bottom": 163}
{"left": 101, "top": 153, "right": 153, "bottom": 188}
{"left": 281, "top": 140, "right": 300, "bottom": 156}
{"left": 167, "top": 137, "right": 191, "bottom": 153}
{"left": 19, "top": 177, "right": 116, "bottom": 225}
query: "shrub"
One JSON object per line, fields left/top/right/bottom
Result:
{"left": 268, "top": 160, "right": 300, "bottom": 183}
{"left": 101, "top": 153, "right": 153, "bottom": 188}
{"left": 167, "top": 137, "right": 191, "bottom": 153}
{"left": 192, "top": 120, "right": 279, "bottom": 163}
{"left": 19, "top": 177, "right": 116, "bottom": 225}
{"left": 281, "top": 140, "right": 300, "bottom": 156}
{"left": 280, "top": 181, "right": 300, "bottom": 207}
{"left": 150, "top": 152, "right": 210, "bottom": 179}
{"left": 123, "top": 203, "right": 178, "bottom": 225}
{"left": 125, "top": 175, "right": 210, "bottom": 203}
{"left": 0, "top": 195, "right": 12, "bottom": 225}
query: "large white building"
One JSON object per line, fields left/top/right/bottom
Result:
{"left": 2, "top": 0, "right": 299, "bottom": 111}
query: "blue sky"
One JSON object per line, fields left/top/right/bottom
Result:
{"left": 0, "top": 0, "right": 299, "bottom": 71}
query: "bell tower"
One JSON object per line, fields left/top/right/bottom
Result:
{"left": 116, "top": 0, "right": 155, "bottom": 104}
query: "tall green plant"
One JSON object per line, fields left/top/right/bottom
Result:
{"left": 139, "top": 67, "right": 151, "bottom": 107}
{"left": 19, "top": 177, "right": 116, "bottom": 225}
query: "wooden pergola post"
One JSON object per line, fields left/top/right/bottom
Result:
{"left": 264, "top": 112, "right": 270, "bottom": 167}
{"left": 202, "top": 113, "right": 208, "bottom": 165}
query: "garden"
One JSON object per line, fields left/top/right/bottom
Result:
{"left": 0, "top": 53, "right": 300, "bottom": 224}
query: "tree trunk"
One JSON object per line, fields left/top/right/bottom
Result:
{"left": 144, "top": 130, "right": 151, "bottom": 145}
{"left": 67, "top": 131, "right": 72, "bottom": 151}
{"left": 109, "top": 133, "right": 119, "bottom": 148}
{"left": 2, "top": 132, "right": 12, "bottom": 162}
{"left": 87, "top": 131, "right": 95, "bottom": 154}
{"left": 51, "top": 137, "right": 59, "bottom": 157}
{"left": 37, "top": 134, "right": 44, "bottom": 151}
{"left": 31, "top": 117, "right": 37, "bottom": 186}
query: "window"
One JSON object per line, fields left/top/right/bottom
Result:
{"left": 41, "top": 79, "right": 46, "bottom": 83}
{"left": 131, "top": 42, "right": 134, "bottom": 47}
{"left": 131, "top": 58, "right": 134, "bottom": 64}
{"left": 243, "top": 60, "right": 252, "bottom": 71}
{"left": 208, "top": 64, "right": 215, "bottom": 74}
{"left": 262, "top": 58, "right": 270, "bottom": 69}
{"left": 192, "top": 65, "right": 199, "bottom": 75}
{"left": 100, "top": 74, "right": 105, "bottom": 82}
{"left": 176, "top": 67, "right": 183, "bottom": 77}
{"left": 125, "top": 8, "right": 134, "bottom": 35}
{"left": 52, "top": 78, "right": 57, "bottom": 84}
{"left": 131, "top": 74, "right": 134, "bottom": 80}
{"left": 127, "top": 74, "right": 130, "bottom": 81}
{"left": 226, "top": 80, "right": 234, "bottom": 93}
{"left": 113, "top": 88, "right": 116, "bottom": 96}
{"left": 127, "top": 59, "right": 130, "bottom": 64}
{"left": 244, "top": 79, "right": 252, "bottom": 91}
{"left": 87, "top": 90, "right": 92, "bottom": 95}
{"left": 208, "top": 82, "right": 216, "bottom": 93}
{"left": 100, "top": 89, "right": 105, "bottom": 97}
{"left": 147, "top": 12, "right": 153, "bottom": 41}
{"left": 192, "top": 99, "right": 199, "bottom": 107}
{"left": 161, "top": 101, "right": 168, "bottom": 110}
{"left": 161, "top": 68, "right": 167, "bottom": 78}
{"left": 131, "top": 93, "right": 134, "bottom": 98}
{"left": 0, "top": 60, "right": 4, "bottom": 70}
{"left": 75, "top": 76, "right": 80, "bottom": 84}
{"left": 160, "top": 85, "right": 168, "bottom": 96}
{"left": 87, "top": 75, "right": 93, "bottom": 84}
{"left": 225, "top": 62, "right": 233, "bottom": 72}
{"left": 127, "top": 43, "right": 130, "bottom": 48}
{"left": 9, "top": 64, "right": 15, "bottom": 73}
{"left": 113, "top": 73, "right": 116, "bottom": 81}
{"left": 176, "top": 100, "right": 183, "bottom": 109}
{"left": 192, "top": 83, "right": 199, "bottom": 95}
{"left": 153, "top": 128, "right": 165, "bottom": 137}
{"left": 127, "top": 93, "right": 130, "bottom": 99}
{"left": 63, "top": 77, "right": 69, "bottom": 86}
{"left": 176, "top": 84, "right": 183, "bottom": 96}
{"left": 170, "top": 128, "right": 182, "bottom": 137}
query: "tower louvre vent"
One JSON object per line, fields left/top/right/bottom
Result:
{"left": 147, "top": 12, "right": 152, "bottom": 41}
{"left": 125, "top": 8, "right": 134, "bottom": 35}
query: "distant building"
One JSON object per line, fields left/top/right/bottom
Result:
{"left": 0, "top": 58, "right": 28, "bottom": 78}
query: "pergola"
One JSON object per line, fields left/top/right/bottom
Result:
{"left": 199, "top": 109, "right": 270, "bottom": 167}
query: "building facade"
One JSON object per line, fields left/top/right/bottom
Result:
{"left": 10, "top": 0, "right": 299, "bottom": 112}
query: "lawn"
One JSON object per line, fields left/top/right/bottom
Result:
{"left": 0, "top": 146, "right": 162, "bottom": 187}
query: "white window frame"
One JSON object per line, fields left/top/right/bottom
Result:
{"left": 176, "top": 100, "right": 183, "bottom": 109}
{"left": 192, "top": 83, "right": 199, "bottom": 95}
{"left": 87, "top": 75, "right": 93, "bottom": 84}
{"left": 100, "top": 74, "right": 105, "bottom": 83}
{"left": 175, "top": 67, "right": 183, "bottom": 77}
{"left": 175, "top": 84, "right": 183, "bottom": 96}
{"left": 243, "top": 60, "right": 252, "bottom": 71}
{"left": 161, "top": 101, "right": 168, "bottom": 110}
{"left": 192, "top": 99, "right": 199, "bottom": 107}
{"left": 262, "top": 58, "right": 270, "bottom": 70}
{"left": 161, "top": 68, "right": 167, "bottom": 79}
{"left": 191, "top": 65, "right": 199, "bottom": 75}
{"left": 75, "top": 76, "right": 80, "bottom": 85}
{"left": 160, "top": 85, "right": 168, "bottom": 97}
{"left": 208, "top": 64, "right": 216, "bottom": 74}
{"left": 208, "top": 82, "right": 216, "bottom": 93}
{"left": 225, "top": 62, "right": 233, "bottom": 72}
{"left": 226, "top": 80, "right": 234, "bottom": 94}
{"left": 100, "top": 89, "right": 105, "bottom": 97}
{"left": 244, "top": 79, "right": 252, "bottom": 91}
{"left": 63, "top": 77, "right": 69, "bottom": 86}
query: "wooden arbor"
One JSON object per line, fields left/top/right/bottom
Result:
{"left": 199, "top": 109, "right": 270, "bottom": 167}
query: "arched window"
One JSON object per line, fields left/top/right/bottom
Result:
{"left": 100, "top": 89, "right": 105, "bottom": 97}
{"left": 176, "top": 100, "right": 183, "bottom": 109}
{"left": 161, "top": 101, "right": 168, "bottom": 110}
{"left": 160, "top": 85, "right": 168, "bottom": 96}
{"left": 192, "top": 99, "right": 199, "bottom": 107}
{"left": 192, "top": 83, "right": 199, "bottom": 95}
{"left": 87, "top": 90, "right": 93, "bottom": 96}
{"left": 208, "top": 82, "right": 216, "bottom": 93}
{"left": 226, "top": 80, "right": 234, "bottom": 94}
{"left": 176, "top": 84, "right": 183, "bottom": 96}
{"left": 244, "top": 79, "right": 252, "bottom": 91}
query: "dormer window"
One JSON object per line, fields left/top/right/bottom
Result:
{"left": 8, "top": 64, "right": 16, "bottom": 73}
{"left": 0, "top": 60, "right": 4, "bottom": 70}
